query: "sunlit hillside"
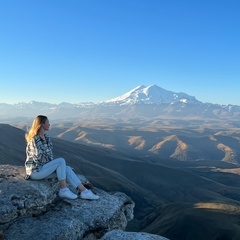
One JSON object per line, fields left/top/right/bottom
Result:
{"left": 2, "top": 124, "right": 240, "bottom": 240}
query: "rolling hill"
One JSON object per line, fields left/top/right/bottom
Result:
{"left": 1, "top": 124, "right": 240, "bottom": 239}
{"left": 45, "top": 122, "right": 240, "bottom": 164}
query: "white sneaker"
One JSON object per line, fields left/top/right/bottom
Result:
{"left": 80, "top": 189, "right": 99, "bottom": 200}
{"left": 59, "top": 188, "right": 78, "bottom": 200}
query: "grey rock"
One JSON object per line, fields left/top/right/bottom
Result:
{"left": 0, "top": 164, "right": 59, "bottom": 224}
{"left": 0, "top": 165, "right": 134, "bottom": 239}
{"left": 100, "top": 230, "right": 169, "bottom": 240}
{"left": 0, "top": 164, "right": 168, "bottom": 240}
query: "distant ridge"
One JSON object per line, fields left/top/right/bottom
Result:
{"left": 1, "top": 84, "right": 240, "bottom": 121}
{"left": 0, "top": 84, "right": 222, "bottom": 106}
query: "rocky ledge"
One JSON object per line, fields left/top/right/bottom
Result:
{"left": 0, "top": 165, "right": 168, "bottom": 240}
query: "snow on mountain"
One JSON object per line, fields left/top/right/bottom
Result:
{"left": 14, "top": 101, "right": 56, "bottom": 109}
{"left": 103, "top": 84, "right": 201, "bottom": 105}
{"left": 1, "top": 85, "right": 240, "bottom": 121}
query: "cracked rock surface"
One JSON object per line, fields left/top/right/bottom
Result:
{"left": 0, "top": 164, "right": 168, "bottom": 240}
{"left": 0, "top": 165, "right": 134, "bottom": 239}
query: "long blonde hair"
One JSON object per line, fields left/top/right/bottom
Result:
{"left": 25, "top": 115, "right": 48, "bottom": 142}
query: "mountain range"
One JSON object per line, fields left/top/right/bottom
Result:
{"left": 2, "top": 84, "right": 240, "bottom": 164}
{"left": 1, "top": 85, "right": 240, "bottom": 122}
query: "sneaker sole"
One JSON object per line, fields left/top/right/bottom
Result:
{"left": 59, "top": 195, "right": 78, "bottom": 200}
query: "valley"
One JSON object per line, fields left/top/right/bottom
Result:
{"left": 1, "top": 122, "right": 240, "bottom": 239}
{"left": 47, "top": 121, "right": 240, "bottom": 164}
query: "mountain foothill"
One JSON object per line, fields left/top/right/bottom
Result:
{"left": 1, "top": 85, "right": 240, "bottom": 240}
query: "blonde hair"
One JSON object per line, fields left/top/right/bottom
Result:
{"left": 25, "top": 115, "right": 48, "bottom": 142}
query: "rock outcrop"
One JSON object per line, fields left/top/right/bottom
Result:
{"left": 101, "top": 230, "right": 169, "bottom": 239}
{"left": 0, "top": 165, "right": 168, "bottom": 240}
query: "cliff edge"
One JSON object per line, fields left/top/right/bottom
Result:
{"left": 0, "top": 165, "right": 168, "bottom": 240}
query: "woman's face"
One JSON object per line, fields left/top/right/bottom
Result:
{"left": 42, "top": 119, "right": 50, "bottom": 131}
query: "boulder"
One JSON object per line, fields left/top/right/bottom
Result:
{"left": 0, "top": 164, "right": 134, "bottom": 239}
{"left": 100, "top": 229, "right": 169, "bottom": 240}
{"left": 0, "top": 164, "right": 168, "bottom": 240}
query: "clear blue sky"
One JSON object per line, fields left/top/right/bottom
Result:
{"left": 0, "top": 0, "right": 239, "bottom": 105}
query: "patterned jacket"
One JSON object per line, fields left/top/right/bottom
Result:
{"left": 25, "top": 134, "right": 54, "bottom": 175}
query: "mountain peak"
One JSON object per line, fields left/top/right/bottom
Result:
{"left": 104, "top": 85, "right": 200, "bottom": 105}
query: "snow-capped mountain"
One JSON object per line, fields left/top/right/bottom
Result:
{"left": 1, "top": 85, "right": 240, "bottom": 123}
{"left": 103, "top": 85, "right": 201, "bottom": 105}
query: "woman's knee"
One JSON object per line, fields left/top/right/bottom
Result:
{"left": 55, "top": 157, "right": 66, "bottom": 165}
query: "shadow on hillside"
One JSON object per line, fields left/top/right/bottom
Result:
{"left": 141, "top": 201, "right": 240, "bottom": 240}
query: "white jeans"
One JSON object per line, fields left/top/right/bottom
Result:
{"left": 30, "top": 157, "right": 81, "bottom": 188}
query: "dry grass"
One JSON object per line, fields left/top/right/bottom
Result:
{"left": 194, "top": 202, "right": 240, "bottom": 214}
{"left": 47, "top": 123, "right": 240, "bottom": 163}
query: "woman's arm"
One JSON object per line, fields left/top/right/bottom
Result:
{"left": 26, "top": 137, "right": 42, "bottom": 162}
{"left": 25, "top": 137, "right": 42, "bottom": 174}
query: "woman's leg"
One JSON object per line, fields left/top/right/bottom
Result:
{"left": 30, "top": 158, "right": 67, "bottom": 188}
{"left": 31, "top": 158, "right": 78, "bottom": 199}
{"left": 30, "top": 159, "right": 61, "bottom": 180}
{"left": 65, "top": 166, "right": 85, "bottom": 190}
{"left": 53, "top": 158, "right": 67, "bottom": 189}
{"left": 65, "top": 166, "right": 81, "bottom": 188}
{"left": 65, "top": 166, "right": 100, "bottom": 200}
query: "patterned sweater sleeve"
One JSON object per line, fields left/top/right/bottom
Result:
{"left": 25, "top": 137, "right": 42, "bottom": 173}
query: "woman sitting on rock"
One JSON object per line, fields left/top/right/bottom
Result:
{"left": 25, "top": 115, "right": 99, "bottom": 200}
